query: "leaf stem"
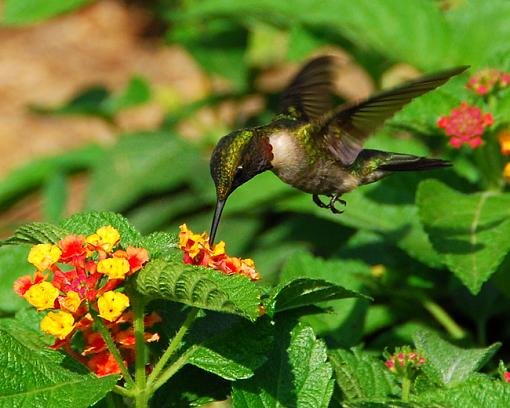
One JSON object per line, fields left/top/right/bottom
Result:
{"left": 147, "top": 307, "right": 199, "bottom": 386}
{"left": 133, "top": 296, "right": 148, "bottom": 407}
{"left": 113, "top": 385, "right": 134, "bottom": 398}
{"left": 401, "top": 376, "right": 411, "bottom": 401}
{"left": 421, "top": 297, "right": 466, "bottom": 339}
{"left": 151, "top": 346, "right": 197, "bottom": 393}
{"left": 92, "top": 309, "right": 137, "bottom": 389}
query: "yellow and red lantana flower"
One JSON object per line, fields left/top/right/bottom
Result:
{"left": 178, "top": 224, "right": 260, "bottom": 281}
{"left": 13, "top": 226, "right": 157, "bottom": 378}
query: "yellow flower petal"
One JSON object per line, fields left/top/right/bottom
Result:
{"left": 41, "top": 311, "right": 75, "bottom": 339}
{"left": 28, "top": 244, "right": 61, "bottom": 271}
{"left": 87, "top": 226, "right": 120, "bottom": 253}
{"left": 97, "top": 258, "right": 130, "bottom": 280}
{"left": 97, "top": 291, "right": 130, "bottom": 322}
{"left": 504, "top": 162, "right": 510, "bottom": 181}
{"left": 24, "top": 281, "right": 59, "bottom": 311}
{"left": 60, "top": 291, "right": 82, "bottom": 313}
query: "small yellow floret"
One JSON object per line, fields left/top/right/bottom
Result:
{"left": 371, "top": 264, "right": 386, "bottom": 278}
{"left": 41, "top": 311, "right": 75, "bottom": 339}
{"left": 28, "top": 244, "right": 61, "bottom": 271}
{"left": 59, "top": 291, "right": 82, "bottom": 313}
{"left": 504, "top": 162, "right": 510, "bottom": 181}
{"left": 97, "top": 258, "right": 130, "bottom": 279}
{"left": 87, "top": 226, "right": 120, "bottom": 253}
{"left": 97, "top": 291, "right": 130, "bottom": 322}
{"left": 24, "top": 282, "right": 59, "bottom": 311}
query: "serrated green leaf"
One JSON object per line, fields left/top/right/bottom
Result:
{"left": 136, "top": 259, "right": 261, "bottom": 320}
{"left": 417, "top": 180, "right": 510, "bottom": 294}
{"left": 86, "top": 132, "right": 199, "bottom": 211}
{"left": 329, "top": 347, "right": 398, "bottom": 400}
{"left": 2, "top": 0, "right": 90, "bottom": 25}
{"left": 61, "top": 211, "right": 141, "bottom": 246}
{"left": 232, "top": 321, "right": 333, "bottom": 408}
{"left": 0, "top": 246, "right": 32, "bottom": 313}
{"left": 188, "top": 318, "right": 273, "bottom": 380}
{"left": 413, "top": 330, "right": 500, "bottom": 387}
{"left": 139, "top": 231, "right": 179, "bottom": 260}
{"left": 415, "top": 374, "right": 510, "bottom": 408}
{"left": 0, "top": 319, "right": 117, "bottom": 408}
{"left": 1, "top": 222, "right": 69, "bottom": 246}
{"left": 266, "top": 278, "right": 370, "bottom": 317}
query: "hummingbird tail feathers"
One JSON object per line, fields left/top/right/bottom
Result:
{"left": 378, "top": 154, "right": 451, "bottom": 172}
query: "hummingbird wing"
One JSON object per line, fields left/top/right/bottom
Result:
{"left": 279, "top": 55, "right": 339, "bottom": 121}
{"left": 319, "top": 66, "right": 469, "bottom": 165}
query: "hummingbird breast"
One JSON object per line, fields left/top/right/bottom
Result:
{"left": 268, "top": 130, "right": 359, "bottom": 195}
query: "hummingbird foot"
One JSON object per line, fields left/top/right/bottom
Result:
{"left": 313, "top": 194, "right": 328, "bottom": 208}
{"left": 328, "top": 193, "right": 346, "bottom": 214}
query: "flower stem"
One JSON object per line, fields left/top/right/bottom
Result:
{"left": 401, "top": 376, "right": 411, "bottom": 401}
{"left": 147, "top": 307, "right": 199, "bottom": 387}
{"left": 133, "top": 296, "right": 148, "bottom": 407}
{"left": 92, "top": 309, "right": 136, "bottom": 389}
{"left": 151, "top": 346, "right": 197, "bottom": 393}
{"left": 113, "top": 385, "right": 134, "bottom": 398}
{"left": 421, "top": 298, "right": 466, "bottom": 339}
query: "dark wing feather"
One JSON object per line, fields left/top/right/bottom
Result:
{"left": 279, "top": 55, "right": 339, "bottom": 121}
{"left": 320, "top": 65, "right": 469, "bottom": 165}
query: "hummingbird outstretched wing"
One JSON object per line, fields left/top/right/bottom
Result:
{"left": 318, "top": 65, "right": 469, "bottom": 165}
{"left": 279, "top": 55, "right": 339, "bottom": 121}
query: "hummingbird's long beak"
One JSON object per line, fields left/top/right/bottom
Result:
{"left": 209, "top": 199, "right": 226, "bottom": 246}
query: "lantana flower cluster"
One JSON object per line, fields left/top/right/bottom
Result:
{"left": 179, "top": 224, "right": 260, "bottom": 281}
{"left": 13, "top": 226, "right": 159, "bottom": 377}
{"left": 466, "top": 68, "right": 510, "bottom": 96}
{"left": 384, "top": 346, "right": 425, "bottom": 380}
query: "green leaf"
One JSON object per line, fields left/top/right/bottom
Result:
{"left": 86, "top": 132, "right": 198, "bottom": 211}
{"left": 0, "top": 319, "right": 117, "bottom": 407}
{"left": 103, "top": 76, "right": 151, "bottom": 113}
{"left": 2, "top": 0, "right": 90, "bottom": 25}
{"left": 139, "top": 231, "right": 179, "bottom": 260}
{"left": 415, "top": 374, "right": 510, "bottom": 408}
{"left": 135, "top": 259, "right": 261, "bottom": 320}
{"left": 329, "top": 347, "right": 398, "bottom": 400}
{"left": 1, "top": 223, "right": 69, "bottom": 246}
{"left": 417, "top": 180, "right": 510, "bottom": 294}
{"left": 266, "top": 278, "right": 370, "bottom": 317}
{"left": 61, "top": 211, "right": 141, "bottom": 246}
{"left": 0, "top": 246, "right": 32, "bottom": 313}
{"left": 413, "top": 329, "right": 500, "bottom": 387}
{"left": 42, "top": 172, "right": 68, "bottom": 222}
{"left": 232, "top": 321, "right": 333, "bottom": 408}
{"left": 188, "top": 318, "right": 273, "bottom": 380}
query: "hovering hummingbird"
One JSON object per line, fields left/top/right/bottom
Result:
{"left": 209, "top": 56, "right": 467, "bottom": 244}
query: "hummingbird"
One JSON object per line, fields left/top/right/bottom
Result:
{"left": 209, "top": 56, "right": 467, "bottom": 244}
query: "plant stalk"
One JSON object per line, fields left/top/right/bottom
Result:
{"left": 422, "top": 298, "right": 466, "bottom": 339}
{"left": 147, "top": 307, "right": 199, "bottom": 386}
{"left": 133, "top": 297, "right": 148, "bottom": 407}
{"left": 151, "top": 347, "right": 197, "bottom": 393}
{"left": 401, "top": 376, "right": 411, "bottom": 401}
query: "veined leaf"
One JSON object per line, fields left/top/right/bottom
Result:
{"left": 266, "top": 278, "right": 370, "bottom": 317}
{"left": 0, "top": 223, "right": 69, "bottom": 246}
{"left": 232, "top": 321, "right": 333, "bottom": 408}
{"left": 329, "top": 347, "right": 398, "bottom": 400}
{"left": 0, "top": 319, "right": 117, "bottom": 408}
{"left": 135, "top": 259, "right": 261, "bottom": 320}
{"left": 417, "top": 180, "right": 510, "bottom": 294}
{"left": 61, "top": 211, "right": 141, "bottom": 247}
{"left": 413, "top": 329, "right": 500, "bottom": 387}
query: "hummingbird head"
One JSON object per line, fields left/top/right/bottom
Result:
{"left": 209, "top": 129, "right": 273, "bottom": 244}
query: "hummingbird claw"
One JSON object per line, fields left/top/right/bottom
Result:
{"left": 313, "top": 194, "right": 328, "bottom": 208}
{"left": 328, "top": 193, "right": 346, "bottom": 214}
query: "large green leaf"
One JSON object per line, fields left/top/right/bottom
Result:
{"left": 136, "top": 259, "right": 261, "bottom": 320}
{"left": 2, "top": 0, "right": 90, "bottom": 25}
{"left": 231, "top": 321, "right": 333, "bottom": 408}
{"left": 0, "top": 319, "right": 117, "bottom": 408}
{"left": 1, "top": 223, "right": 69, "bottom": 246}
{"left": 86, "top": 132, "right": 199, "bottom": 211}
{"left": 417, "top": 180, "right": 510, "bottom": 294}
{"left": 413, "top": 330, "right": 500, "bottom": 388}
{"left": 188, "top": 318, "right": 273, "bottom": 380}
{"left": 61, "top": 211, "right": 142, "bottom": 246}
{"left": 0, "top": 246, "right": 32, "bottom": 313}
{"left": 329, "top": 347, "right": 398, "bottom": 401}
{"left": 415, "top": 374, "right": 510, "bottom": 408}
{"left": 266, "top": 278, "right": 370, "bottom": 317}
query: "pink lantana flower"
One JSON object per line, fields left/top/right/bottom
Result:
{"left": 437, "top": 102, "right": 493, "bottom": 149}
{"left": 467, "top": 68, "right": 510, "bottom": 96}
